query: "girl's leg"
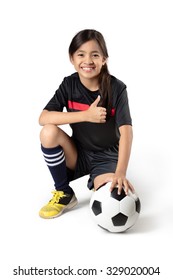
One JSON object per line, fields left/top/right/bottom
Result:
{"left": 40, "top": 124, "right": 77, "bottom": 170}
{"left": 39, "top": 124, "right": 78, "bottom": 219}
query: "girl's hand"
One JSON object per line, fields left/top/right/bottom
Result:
{"left": 108, "top": 172, "right": 135, "bottom": 195}
{"left": 86, "top": 96, "right": 107, "bottom": 123}
{"left": 94, "top": 172, "right": 135, "bottom": 195}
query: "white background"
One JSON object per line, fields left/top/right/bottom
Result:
{"left": 0, "top": 0, "right": 173, "bottom": 279}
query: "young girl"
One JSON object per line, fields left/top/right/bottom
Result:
{"left": 39, "top": 29, "right": 134, "bottom": 219}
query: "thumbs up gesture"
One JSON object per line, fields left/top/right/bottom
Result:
{"left": 85, "top": 96, "right": 107, "bottom": 123}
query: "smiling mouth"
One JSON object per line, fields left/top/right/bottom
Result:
{"left": 81, "top": 67, "right": 95, "bottom": 72}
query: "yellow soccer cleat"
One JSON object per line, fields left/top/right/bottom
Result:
{"left": 39, "top": 190, "right": 78, "bottom": 219}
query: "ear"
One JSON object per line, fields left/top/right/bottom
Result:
{"left": 102, "top": 57, "right": 107, "bottom": 66}
{"left": 69, "top": 55, "right": 74, "bottom": 65}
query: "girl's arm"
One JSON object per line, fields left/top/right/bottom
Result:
{"left": 39, "top": 109, "right": 87, "bottom": 126}
{"left": 39, "top": 96, "right": 106, "bottom": 126}
{"left": 110, "top": 124, "right": 134, "bottom": 194}
{"left": 115, "top": 125, "right": 133, "bottom": 178}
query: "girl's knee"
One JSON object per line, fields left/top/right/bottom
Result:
{"left": 40, "top": 124, "right": 59, "bottom": 147}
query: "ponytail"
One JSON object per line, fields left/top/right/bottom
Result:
{"left": 98, "top": 64, "right": 112, "bottom": 120}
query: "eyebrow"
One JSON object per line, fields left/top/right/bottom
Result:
{"left": 77, "top": 50, "right": 100, "bottom": 53}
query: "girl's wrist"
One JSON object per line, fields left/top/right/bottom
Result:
{"left": 81, "top": 110, "right": 89, "bottom": 122}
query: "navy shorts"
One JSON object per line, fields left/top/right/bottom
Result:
{"left": 67, "top": 141, "right": 118, "bottom": 190}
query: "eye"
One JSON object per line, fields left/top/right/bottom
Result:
{"left": 77, "top": 53, "right": 84, "bottom": 57}
{"left": 92, "top": 53, "right": 100, "bottom": 58}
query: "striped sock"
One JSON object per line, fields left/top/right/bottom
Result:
{"left": 41, "top": 145, "right": 73, "bottom": 194}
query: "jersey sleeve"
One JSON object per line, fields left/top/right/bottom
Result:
{"left": 43, "top": 78, "right": 69, "bottom": 112}
{"left": 115, "top": 88, "right": 132, "bottom": 127}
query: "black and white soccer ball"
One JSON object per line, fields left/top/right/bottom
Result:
{"left": 90, "top": 182, "right": 141, "bottom": 233}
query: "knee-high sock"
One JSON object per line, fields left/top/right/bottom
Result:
{"left": 41, "top": 145, "right": 73, "bottom": 194}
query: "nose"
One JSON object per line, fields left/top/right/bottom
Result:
{"left": 84, "top": 55, "right": 94, "bottom": 64}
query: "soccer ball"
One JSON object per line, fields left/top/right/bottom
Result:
{"left": 90, "top": 182, "right": 141, "bottom": 233}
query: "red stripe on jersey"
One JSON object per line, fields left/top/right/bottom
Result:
{"left": 68, "top": 100, "right": 116, "bottom": 116}
{"left": 68, "top": 101, "right": 89, "bottom": 111}
{"left": 111, "top": 108, "right": 115, "bottom": 116}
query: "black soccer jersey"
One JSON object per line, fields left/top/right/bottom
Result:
{"left": 44, "top": 72, "right": 132, "bottom": 151}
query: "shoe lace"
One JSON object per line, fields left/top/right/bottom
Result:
{"left": 48, "top": 191, "right": 66, "bottom": 205}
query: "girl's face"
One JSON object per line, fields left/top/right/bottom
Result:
{"left": 70, "top": 40, "right": 106, "bottom": 85}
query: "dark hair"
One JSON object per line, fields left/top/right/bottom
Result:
{"left": 69, "top": 29, "right": 112, "bottom": 119}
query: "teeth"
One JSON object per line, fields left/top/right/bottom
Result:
{"left": 82, "top": 67, "right": 93, "bottom": 70}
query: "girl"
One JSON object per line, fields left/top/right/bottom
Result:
{"left": 39, "top": 29, "right": 134, "bottom": 219}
